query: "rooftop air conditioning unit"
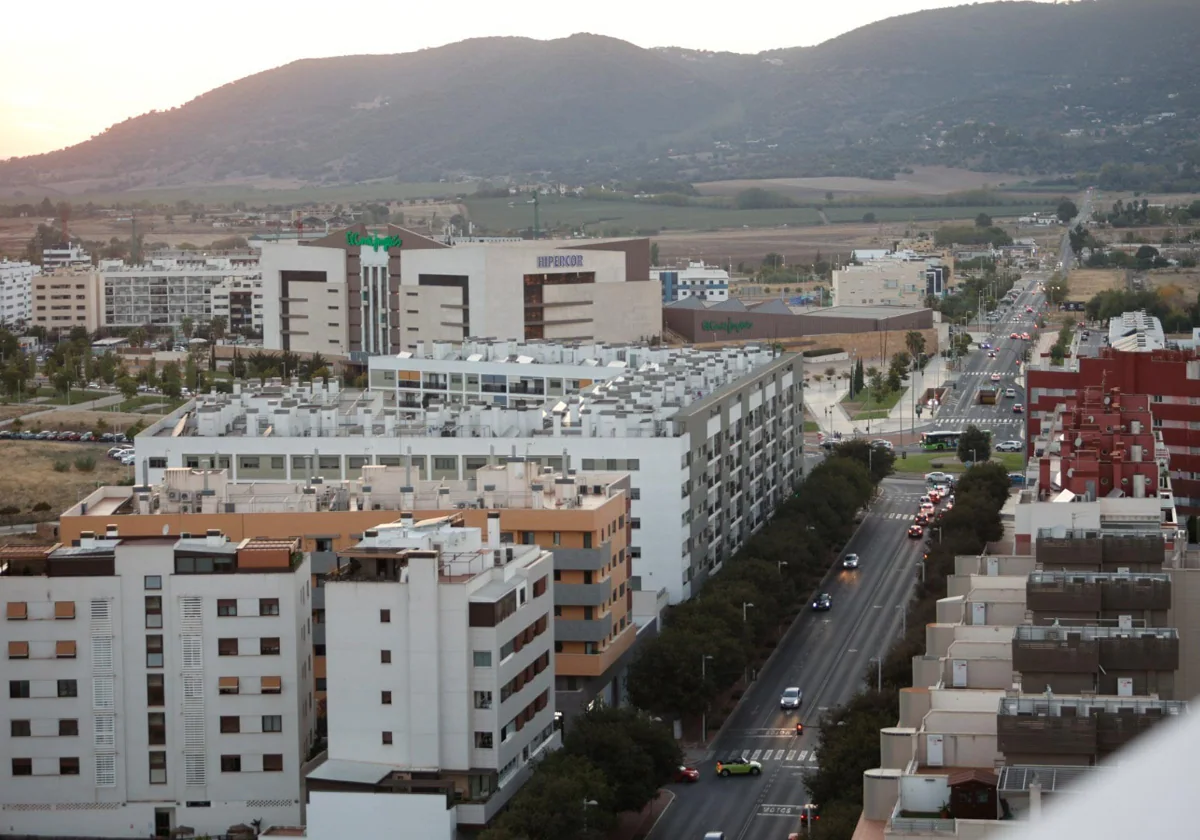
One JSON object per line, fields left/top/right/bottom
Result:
{"left": 167, "top": 491, "right": 179, "bottom": 501}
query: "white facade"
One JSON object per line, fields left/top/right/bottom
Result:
{"left": 833, "top": 259, "right": 930, "bottom": 307}
{"left": 0, "top": 532, "right": 313, "bottom": 838}
{"left": 130, "top": 340, "right": 802, "bottom": 604}
{"left": 652, "top": 262, "right": 730, "bottom": 303}
{"left": 42, "top": 246, "right": 92, "bottom": 271}
{"left": 0, "top": 259, "right": 36, "bottom": 326}
{"left": 320, "top": 517, "right": 558, "bottom": 828}
{"left": 99, "top": 257, "right": 263, "bottom": 330}
{"left": 259, "top": 241, "right": 351, "bottom": 355}
{"left": 398, "top": 243, "right": 661, "bottom": 347}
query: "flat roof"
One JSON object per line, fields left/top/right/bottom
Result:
{"left": 805, "top": 305, "right": 932, "bottom": 320}
{"left": 306, "top": 758, "right": 394, "bottom": 785}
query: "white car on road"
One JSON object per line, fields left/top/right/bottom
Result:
{"left": 995, "top": 440, "right": 1023, "bottom": 453}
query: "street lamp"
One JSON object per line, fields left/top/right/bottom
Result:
{"left": 777, "top": 560, "right": 789, "bottom": 574}
{"left": 896, "top": 604, "right": 906, "bottom": 639}
{"left": 869, "top": 656, "right": 882, "bottom": 692}
{"left": 700, "top": 654, "right": 714, "bottom": 743}
{"left": 742, "top": 602, "right": 754, "bottom": 622}
{"left": 582, "top": 798, "right": 599, "bottom": 834}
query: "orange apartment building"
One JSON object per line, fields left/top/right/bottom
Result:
{"left": 56, "top": 458, "right": 640, "bottom": 721}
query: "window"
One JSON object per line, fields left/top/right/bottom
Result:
{"left": 6, "top": 601, "right": 27, "bottom": 620}
{"left": 12, "top": 758, "right": 31, "bottom": 776}
{"left": 262, "top": 715, "right": 282, "bottom": 733}
{"left": 217, "top": 600, "right": 237, "bottom": 617}
{"left": 220, "top": 716, "right": 240, "bottom": 734}
{"left": 380, "top": 649, "right": 391, "bottom": 664}
{"left": 59, "top": 719, "right": 78, "bottom": 737}
{"left": 146, "top": 635, "right": 164, "bottom": 668}
{"left": 218, "top": 638, "right": 238, "bottom": 656}
{"left": 382, "top": 731, "right": 393, "bottom": 745}
{"left": 630, "top": 518, "right": 641, "bottom": 529}
{"left": 8, "top": 641, "right": 28, "bottom": 659}
{"left": 260, "top": 637, "right": 281, "bottom": 656}
{"left": 474, "top": 691, "right": 493, "bottom": 709}
{"left": 260, "top": 676, "right": 281, "bottom": 694}
{"left": 314, "top": 644, "right": 326, "bottom": 657}
{"left": 263, "top": 754, "right": 283, "bottom": 772}
{"left": 552, "top": 531, "right": 562, "bottom": 546}
{"left": 10, "top": 720, "right": 30, "bottom": 737}
{"left": 630, "top": 488, "right": 640, "bottom": 500}
{"left": 147, "top": 674, "right": 165, "bottom": 706}
{"left": 59, "top": 757, "right": 79, "bottom": 775}
{"left": 474, "top": 732, "right": 494, "bottom": 749}
{"left": 148, "top": 713, "right": 166, "bottom": 745}
{"left": 473, "top": 651, "right": 492, "bottom": 667}
{"left": 57, "top": 680, "right": 77, "bottom": 698}
{"left": 380, "top": 609, "right": 391, "bottom": 623}
{"left": 149, "top": 751, "right": 167, "bottom": 784}
{"left": 221, "top": 755, "right": 242, "bottom": 773}
{"left": 218, "top": 677, "right": 240, "bottom": 695}
{"left": 144, "top": 575, "right": 162, "bottom": 590}
{"left": 583, "top": 533, "right": 593, "bottom": 549}
{"left": 259, "top": 599, "right": 280, "bottom": 616}
{"left": 54, "top": 601, "right": 75, "bottom": 620}
{"left": 315, "top": 678, "right": 327, "bottom": 692}
{"left": 145, "top": 596, "right": 163, "bottom": 628}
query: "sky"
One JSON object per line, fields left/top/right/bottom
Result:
{"left": 0, "top": 0, "right": 1053, "bottom": 161}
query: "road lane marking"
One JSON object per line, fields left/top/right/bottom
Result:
{"left": 750, "top": 749, "right": 762, "bottom": 760}
{"left": 798, "top": 750, "right": 809, "bottom": 761}
{"left": 786, "top": 750, "right": 796, "bottom": 760}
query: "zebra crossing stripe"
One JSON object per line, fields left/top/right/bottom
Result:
{"left": 751, "top": 749, "right": 762, "bottom": 760}
{"left": 798, "top": 750, "right": 809, "bottom": 761}
{"left": 786, "top": 750, "right": 796, "bottom": 760}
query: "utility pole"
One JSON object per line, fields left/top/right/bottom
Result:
{"left": 530, "top": 191, "right": 540, "bottom": 240}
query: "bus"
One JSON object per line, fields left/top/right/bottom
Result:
{"left": 920, "top": 431, "right": 960, "bottom": 451}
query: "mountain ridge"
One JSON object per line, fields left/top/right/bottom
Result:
{"left": 4, "top": 0, "right": 1199, "bottom": 190}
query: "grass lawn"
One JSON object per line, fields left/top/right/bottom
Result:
{"left": 893, "top": 450, "right": 1025, "bottom": 475}
{"left": 841, "top": 386, "right": 905, "bottom": 420}
{"left": 37, "top": 389, "right": 110, "bottom": 406}
{"left": 803, "top": 420, "right": 820, "bottom": 433}
{"left": 114, "top": 396, "right": 187, "bottom": 413}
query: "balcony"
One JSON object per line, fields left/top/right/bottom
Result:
{"left": 1012, "top": 625, "right": 1178, "bottom": 674}
{"left": 1026, "top": 571, "right": 1171, "bottom": 615}
{"left": 554, "top": 581, "right": 611, "bottom": 607}
{"left": 997, "top": 695, "right": 1185, "bottom": 759}
{"left": 552, "top": 546, "right": 610, "bottom": 572}
{"left": 556, "top": 612, "right": 613, "bottom": 643}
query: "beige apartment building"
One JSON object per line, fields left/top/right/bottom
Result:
{"left": 832, "top": 259, "right": 939, "bottom": 307}
{"left": 31, "top": 269, "right": 101, "bottom": 333}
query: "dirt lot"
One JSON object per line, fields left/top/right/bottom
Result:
{"left": 654, "top": 220, "right": 921, "bottom": 266}
{"left": 0, "top": 441, "right": 130, "bottom": 519}
{"left": 0, "top": 404, "right": 42, "bottom": 423}
{"left": 695, "top": 166, "right": 1026, "bottom": 200}
{"left": 17, "top": 409, "right": 160, "bottom": 434}
{"left": 1143, "top": 268, "right": 1200, "bottom": 301}
{"left": 1068, "top": 268, "right": 1128, "bottom": 299}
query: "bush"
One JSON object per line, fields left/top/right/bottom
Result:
{"left": 32, "top": 501, "right": 52, "bottom": 512}
{"left": 802, "top": 347, "right": 845, "bottom": 358}
{"left": 52, "top": 460, "right": 71, "bottom": 473}
{"left": 0, "top": 505, "right": 19, "bottom": 517}
{"left": 73, "top": 455, "right": 96, "bottom": 473}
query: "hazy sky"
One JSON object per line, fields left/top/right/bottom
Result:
{"left": 0, "top": 0, "right": 1051, "bottom": 160}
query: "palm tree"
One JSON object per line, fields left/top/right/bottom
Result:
{"left": 209, "top": 316, "right": 227, "bottom": 343}
{"left": 180, "top": 316, "right": 194, "bottom": 341}
{"left": 129, "top": 327, "right": 147, "bottom": 349}
{"left": 279, "top": 351, "right": 301, "bottom": 379}
{"left": 905, "top": 330, "right": 926, "bottom": 365}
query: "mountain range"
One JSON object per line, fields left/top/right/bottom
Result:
{"left": 3, "top": 0, "right": 1198, "bottom": 191}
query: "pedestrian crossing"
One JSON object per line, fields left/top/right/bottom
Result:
{"left": 932, "top": 416, "right": 1023, "bottom": 426}
{"left": 714, "top": 747, "right": 819, "bottom": 766}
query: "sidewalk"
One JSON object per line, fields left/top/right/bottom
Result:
{"left": 806, "top": 354, "right": 960, "bottom": 439}
{"left": 0, "top": 392, "right": 124, "bottom": 427}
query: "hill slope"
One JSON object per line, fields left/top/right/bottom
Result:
{"left": 3, "top": 0, "right": 1199, "bottom": 189}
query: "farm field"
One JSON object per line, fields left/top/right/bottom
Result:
{"left": 0, "top": 180, "right": 471, "bottom": 206}
{"left": 1066, "top": 269, "right": 1127, "bottom": 299}
{"left": 693, "top": 167, "right": 1041, "bottom": 200}
{"left": 821, "top": 203, "right": 1054, "bottom": 223}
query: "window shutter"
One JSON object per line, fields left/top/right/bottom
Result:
{"left": 94, "top": 713, "right": 116, "bottom": 748}
{"left": 92, "top": 676, "right": 115, "bottom": 711}
{"left": 94, "top": 753, "right": 117, "bottom": 787}
{"left": 90, "top": 635, "right": 114, "bottom": 672}
{"left": 89, "top": 598, "right": 112, "bottom": 632}
{"left": 181, "top": 635, "right": 202, "bottom": 670}
{"left": 184, "top": 753, "right": 206, "bottom": 787}
{"left": 179, "top": 596, "right": 203, "bottom": 632}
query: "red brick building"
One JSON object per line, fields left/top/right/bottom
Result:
{"left": 1029, "top": 347, "right": 1200, "bottom": 513}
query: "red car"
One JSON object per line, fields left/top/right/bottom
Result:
{"left": 915, "top": 513, "right": 930, "bottom": 526}
{"left": 908, "top": 525, "right": 924, "bottom": 539}
{"left": 1010, "top": 332, "right": 1020, "bottom": 339}
{"left": 1021, "top": 332, "right": 1031, "bottom": 340}
{"left": 674, "top": 765, "right": 700, "bottom": 783}
{"left": 928, "top": 491, "right": 941, "bottom": 504}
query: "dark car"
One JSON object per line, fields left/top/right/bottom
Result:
{"left": 811, "top": 593, "right": 833, "bottom": 611}
{"left": 908, "top": 525, "right": 924, "bottom": 539}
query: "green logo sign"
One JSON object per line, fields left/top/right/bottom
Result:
{"left": 702, "top": 318, "right": 754, "bottom": 335}
{"left": 346, "top": 231, "right": 402, "bottom": 252}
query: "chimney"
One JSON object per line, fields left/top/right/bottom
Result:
{"left": 104, "top": 524, "right": 119, "bottom": 540}
{"left": 362, "top": 485, "right": 372, "bottom": 511}
{"left": 1029, "top": 780, "right": 1043, "bottom": 821}
{"left": 79, "top": 530, "right": 96, "bottom": 549}
{"left": 400, "top": 514, "right": 414, "bottom": 528}
{"left": 487, "top": 511, "right": 501, "bottom": 549}
{"left": 205, "top": 528, "right": 224, "bottom": 547}
{"left": 400, "top": 486, "right": 415, "bottom": 510}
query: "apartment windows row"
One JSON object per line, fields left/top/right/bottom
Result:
{"left": 11, "top": 757, "right": 79, "bottom": 776}
{"left": 7, "top": 640, "right": 77, "bottom": 659}
{"left": 500, "top": 651, "right": 550, "bottom": 702}
{"left": 219, "top": 714, "right": 283, "bottom": 733}
{"left": 218, "top": 637, "right": 282, "bottom": 656}
{"left": 10, "top": 719, "right": 78, "bottom": 737}
{"left": 498, "top": 615, "right": 550, "bottom": 662}
{"left": 9, "top": 680, "right": 78, "bottom": 698}
{"left": 220, "top": 754, "right": 284, "bottom": 773}
{"left": 216, "top": 599, "right": 281, "bottom": 617}
{"left": 499, "top": 689, "right": 550, "bottom": 744}
{"left": 6, "top": 600, "right": 76, "bottom": 620}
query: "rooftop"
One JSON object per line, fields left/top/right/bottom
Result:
{"left": 142, "top": 341, "right": 792, "bottom": 441}
{"left": 1107, "top": 310, "right": 1165, "bottom": 352}
{"left": 64, "top": 460, "right": 627, "bottom": 519}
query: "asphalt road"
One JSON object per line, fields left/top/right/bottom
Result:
{"left": 649, "top": 477, "right": 930, "bottom": 840}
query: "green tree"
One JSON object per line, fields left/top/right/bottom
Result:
{"left": 955, "top": 461, "right": 1011, "bottom": 509}
{"left": 957, "top": 424, "right": 992, "bottom": 465}
{"left": 562, "top": 707, "right": 680, "bottom": 813}
{"left": 904, "top": 331, "right": 926, "bottom": 364}
{"left": 831, "top": 439, "right": 894, "bottom": 484}
{"left": 180, "top": 316, "right": 194, "bottom": 341}
{"left": 1057, "top": 198, "right": 1079, "bottom": 224}
{"left": 128, "top": 327, "right": 147, "bottom": 349}
{"left": 626, "top": 625, "right": 743, "bottom": 718}
{"left": 209, "top": 316, "right": 227, "bottom": 343}
{"left": 761, "top": 252, "right": 784, "bottom": 271}
{"left": 650, "top": 241, "right": 660, "bottom": 266}
{"left": 480, "top": 752, "right": 615, "bottom": 840}
{"left": 117, "top": 376, "right": 138, "bottom": 402}
{"left": 974, "top": 212, "right": 992, "bottom": 228}
{"left": 1044, "top": 272, "right": 1069, "bottom": 305}
{"left": 160, "top": 362, "right": 182, "bottom": 400}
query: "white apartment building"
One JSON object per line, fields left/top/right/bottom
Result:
{"left": 0, "top": 530, "right": 314, "bottom": 838}
{"left": 41, "top": 245, "right": 92, "bottom": 271}
{"left": 259, "top": 226, "right": 660, "bottom": 360}
{"left": 310, "top": 515, "right": 557, "bottom": 836}
{"left": 130, "top": 340, "right": 803, "bottom": 603}
{"left": 651, "top": 261, "right": 731, "bottom": 304}
{"left": 833, "top": 258, "right": 946, "bottom": 307}
{"left": 0, "top": 259, "right": 36, "bottom": 327}
{"left": 99, "top": 257, "right": 263, "bottom": 331}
